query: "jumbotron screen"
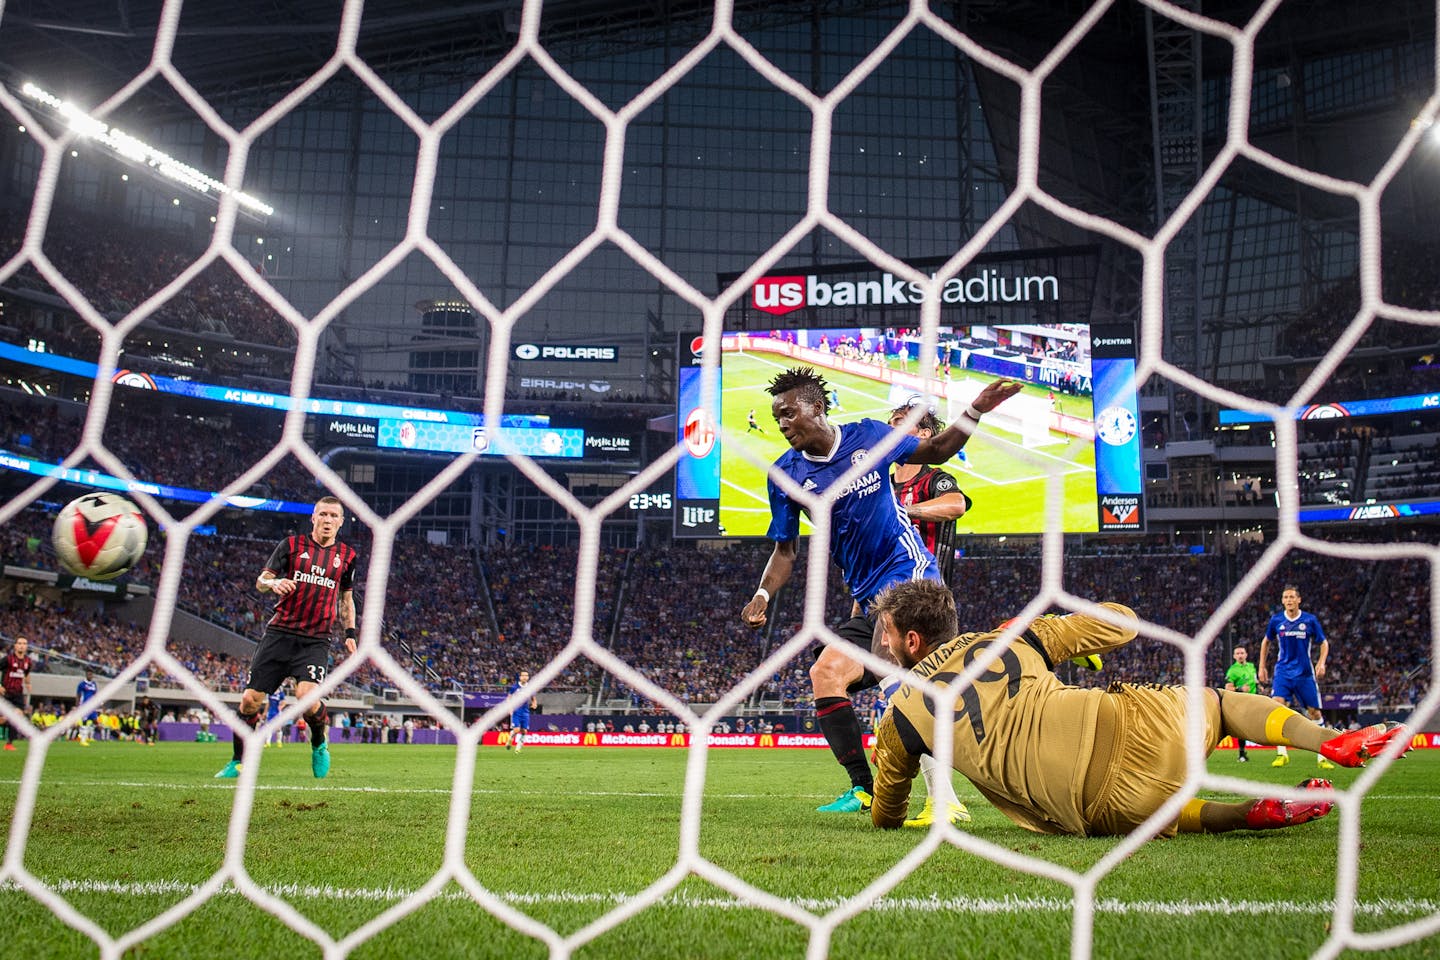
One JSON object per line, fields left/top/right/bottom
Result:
{"left": 673, "top": 321, "right": 1142, "bottom": 538}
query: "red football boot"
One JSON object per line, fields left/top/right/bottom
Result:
{"left": 1319, "top": 722, "right": 1409, "bottom": 768}
{"left": 1244, "top": 778, "right": 1334, "bottom": 829}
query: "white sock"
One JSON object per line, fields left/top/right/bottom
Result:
{"left": 1276, "top": 745, "right": 1290, "bottom": 757}
{"left": 919, "top": 754, "right": 958, "bottom": 807}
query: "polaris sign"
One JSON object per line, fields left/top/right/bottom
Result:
{"left": 513, "top": 343, "right": 618, "bottom": 363}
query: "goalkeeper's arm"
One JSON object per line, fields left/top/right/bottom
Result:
{"left": 1025, "top": 603, "right": 1138, "bottom": 667}
{"left": 870, "top": 711, "right": 920, "bottom": 829}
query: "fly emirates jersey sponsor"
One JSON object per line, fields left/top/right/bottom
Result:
{"left": 264, "top": 534, "right": 358, "bottom": 638}
{"left": 766, "top": 418, "right": 937, "bottom": 607}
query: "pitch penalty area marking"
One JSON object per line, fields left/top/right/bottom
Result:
{"left": 1, "top": 877, "right": 1435, "bottom": 919}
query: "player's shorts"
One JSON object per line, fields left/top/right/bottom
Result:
{"left": 247, "top": 628, "right": 330, "bottom": 695}
{"left": 1083, "top": 683, "right": 1223, "bottom": 839}
{"left": 1271, "top": 672, "right": 1321, "bottom": 710}
{"left": 511, "top": 711, "right": 531, "bottom": 731}
{"left": 2, "top": 689, "right": 24, "bottom": 712}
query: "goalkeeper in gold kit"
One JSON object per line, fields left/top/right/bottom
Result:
{"left": 868, "top": 580, "right": 1409, "bottom": 836}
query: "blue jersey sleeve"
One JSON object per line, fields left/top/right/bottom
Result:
{"left": 765, "top": 469, "right": 803, "bottom": 542}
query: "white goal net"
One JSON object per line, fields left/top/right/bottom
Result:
{"left": 0, "top": 1, "right": 1436, "bottom": 959}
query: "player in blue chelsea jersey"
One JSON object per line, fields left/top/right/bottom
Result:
{"left": 507, "top": 670, "right": 537, "bottom": 752}
{"left": 1258, "top": 584, "right": 1334, "bottom": 770}
{"left": 74, "top": 669, "right": 98, "bottom": 746}
{"left": 742, "top": 366, "right": 1020, "bottom": 813}
{"left": 265, "top": 686, "right": 286, "bottom": 748}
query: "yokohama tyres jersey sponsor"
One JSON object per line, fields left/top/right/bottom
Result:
{"left": 766, "top": 418, "right": 936, "bottom": 608}
{"left": 2, "top": 653, "right": 30, "bottom": 695}
{"left": 264, "top": 535, "right": 358, "bottom": 638}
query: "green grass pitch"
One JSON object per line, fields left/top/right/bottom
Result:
{"left": 715, "top": 349, "right": 1099, "bottom": 537}
{"left": 3, "top": 742, "right": 1437, "bottom": 959}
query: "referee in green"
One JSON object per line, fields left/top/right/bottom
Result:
{"left": 1225, "top": 645, "right": 1259, "bottom": 762}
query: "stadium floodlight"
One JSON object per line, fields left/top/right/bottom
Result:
{"left": 18, "top": 81, "right": 275, "bottom": 218}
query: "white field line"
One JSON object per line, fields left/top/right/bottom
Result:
{"left": 0, "top": 777, "right": 852, "bottom": 800}
{"left": 731, "top": 350, "right": 898, "bottom": 412}
{"left": 720, "top": 474, "right": 773, "bottom": 509}
{"left": 0, "top": 878, "right": 1435, "bottom": 918}
{"left": 1, "top": 779, "right": 1433, "bottom": 804}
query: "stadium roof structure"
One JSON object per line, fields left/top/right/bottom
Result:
{"left": 0, "top": 0, "right": 1432, "bottom": 235}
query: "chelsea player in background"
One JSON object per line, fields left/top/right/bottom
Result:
{"left": 1258, "top": 584, "right": 1335, "bottom": 771}
{"left": 741, "top": 366, "right": 1019, "bottom": 813}
{"left": 74, "top": 669, "right": 98, "bottom": 746}
{"left": 265, "top": 686, "right": 286, "bottom": 748}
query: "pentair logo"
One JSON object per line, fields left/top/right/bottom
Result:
{"left": 514, "top": 343, "right": 540, "bottom": 360}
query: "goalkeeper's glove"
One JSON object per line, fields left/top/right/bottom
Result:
{"left": 1071, "top": 654, "right": 1103, "bottom": 671}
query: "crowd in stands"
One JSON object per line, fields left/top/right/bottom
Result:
{"left": 2, "top": 208, "right": 296, "bottom": 349}
{"left": 1365, "top": 432, "right": 1440, "bottom": 502}
{"left": 0, "top": 604, "right": 251, "bottom": 692}
{"left": 0, "top": 399, "right": 316, "bottom": 505}
{"left": 1298, "top": 436, "right": 1362, "bottom": 505}
{"left": 2, "top": 477, "right": 1440, "bottom": 716}
{"left": 1279, "top": 241, "right": 1440, "bottom": 363}
{"left": 0, "top": 508, "right": 1433, "bottom": 720}
{"left": 3, "top": 206, "right": 1440, "bottom": 723}
{"left": 0, "top": 207, "right": 665, "bottom": 410}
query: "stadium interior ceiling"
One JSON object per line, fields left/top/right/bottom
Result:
{"left": 1, "top": 0, "right": 1433, "bottom": 235}
{"left": 0, "top": 0, "right": 1438, "bottom": 549}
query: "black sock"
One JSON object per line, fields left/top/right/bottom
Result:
{"left": 307, "top": 705, "right": 329, "bottom": 748}
{"left": 815, "top": 697, "right": 871, "bottom": 792}
{"left": 234, "top": 710, "right": 261, "bottom": 762}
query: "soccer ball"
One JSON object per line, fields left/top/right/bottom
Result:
{"left": 52, "top": 492, "right": 148, "bottom": 580}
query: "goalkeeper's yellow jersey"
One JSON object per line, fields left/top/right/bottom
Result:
{"left": 871, "top": 603, "right": 1138, "bottom": 835}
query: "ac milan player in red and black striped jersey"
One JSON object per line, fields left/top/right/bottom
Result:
{"left": 883, "top": 402, "right": 974, "bottom": 826}
{"left": 2, "top": 636, "right": 32, "bottom": 750}
{"left": 889, "top": 403, "right": 971, "bottom": 584}
{"left": 215, "top": 496, "right": 359, "bottom": 781}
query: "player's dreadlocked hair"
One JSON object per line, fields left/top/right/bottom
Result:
{"left": 767, "top": 366, "right": 830, "bottom": 412}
